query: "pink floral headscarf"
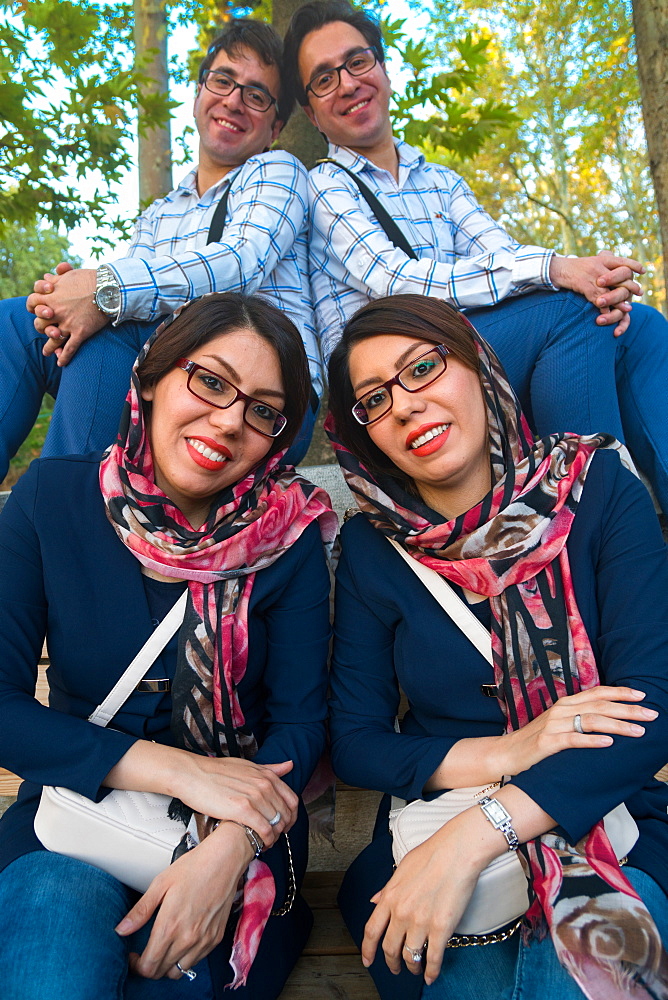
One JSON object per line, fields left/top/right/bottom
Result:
{"left": 100, "top": 323, "right": 337, "bottom": 987}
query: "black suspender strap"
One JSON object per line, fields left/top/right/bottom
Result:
{"left": 206, "top": 184, "right": 231, "bottom": 245}
{"left": 316, "top": 158, "right": 418, "bottom": 260}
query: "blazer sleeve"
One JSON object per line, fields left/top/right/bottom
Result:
{"left": 329, "top": 522, "right": 456, "bottom": 801}
{"left": 0, "top": 466, "right": 137, "bottom": 801}
{"left": 512, "top": 455, "right": 668, "bottom": 843}
{"left": 251, "top": 521, "right": 331, "bottom": 796}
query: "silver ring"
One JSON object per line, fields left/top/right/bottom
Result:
{"left": 403, "top": 943, "right": 426, "bottom": 963}
{"left": 573, "top": 713, "right": 584, "bottom": 734}
{"left": 175, "top": 962, "right": 197, "bottom": 981}
{"left": 269, "top": 811, "right": 282, "bottom": 827}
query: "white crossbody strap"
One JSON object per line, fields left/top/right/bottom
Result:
{"left": 88, "top": 589, "right": 189, "bottom": 728}
{"left": 388, "top": 538, "right": 492, "bottom": 664}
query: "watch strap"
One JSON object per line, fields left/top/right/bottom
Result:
{"left": 94, "top": 264, "right": 122, "bottom": 319}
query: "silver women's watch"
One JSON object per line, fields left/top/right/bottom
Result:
{"left": 94, "top": 264, "right": 122, "bottom": 320}
{"left": 478, "top": 796, "right": 520, "bottom": 851}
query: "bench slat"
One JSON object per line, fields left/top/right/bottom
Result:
{"left": 282, "top": 955, "right": 378, "bottom": 999}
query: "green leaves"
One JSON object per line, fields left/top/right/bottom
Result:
{"left": 385, "top": 20, "right": 518, "bottom": 161}
{"left": 0, "top": 0, "right": 174, "bottom": 241}
{"left": 0, "top": 217, "right": 81, "bottom": 297}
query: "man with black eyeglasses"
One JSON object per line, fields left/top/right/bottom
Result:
{"left": 283, "top": 0, "right": 668, "bottom": 515}
{"left": 0, "top": 19, "right": 322, "bottom": 476}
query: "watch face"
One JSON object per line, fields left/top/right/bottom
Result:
{"left": 97, "top": 284, "right": 121, "bottom": 313}
{"left": 484, "top": 800, "right": 508, "bottom": 826}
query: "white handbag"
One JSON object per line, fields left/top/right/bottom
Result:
{"left": 386, "top": 539, "right": 639, "bottom": 936}
{"left": 34, "top": 590, "right": 192, "bottom": 894}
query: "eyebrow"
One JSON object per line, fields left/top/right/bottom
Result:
{"left": 352, "top": 341, "right": 432, "bottom": 395}
{"left": 309, "top": 46, "right": 368, "bottom": 79}
{"left": 204, "top": 354, "right": 286, "bottom": 401}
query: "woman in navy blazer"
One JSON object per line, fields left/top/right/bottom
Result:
{"left": 0, "top": 293, "right": 334, "bottom": 999}
{"left": 326, "top": 295, "right": 668, "bottom": 1000}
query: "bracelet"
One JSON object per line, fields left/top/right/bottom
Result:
{"left": 478, "top": 796, "right": 519, "bottom": 852}
{"left": 237, "top": 823, "right": 264, "bottom": 858}
{"left": 214, "top": 820, "right": 264, "bottom": 859}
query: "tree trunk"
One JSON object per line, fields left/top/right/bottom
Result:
{"left": 632, "top": 0, "right": 668, "bottom": 299}
{"left": 134, "top": 0, "right": 172, "bottom": 206}
{"left": 272, "top": 0, "right": 327, "bottom": 167}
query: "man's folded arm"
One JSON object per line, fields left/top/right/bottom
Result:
{"left": 110, "top": 154, "right": 309, "bottom": 323}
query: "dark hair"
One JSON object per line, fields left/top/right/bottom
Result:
{"left": 138, "top": 293, "right": 311, "bottom": 457}
{"left": 328, "top": 294, "right": 482, "bottom": 485}
{"left": 197, "top": 19, "right": 292, "bottom": 125}
{"left": 283, "top": 0, "right": 385, "bottom": 108}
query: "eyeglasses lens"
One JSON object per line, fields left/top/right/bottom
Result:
{"left": 188, "top": 367, "right": 286, "bottom": 438}
{"left": 311, "top": 49, "right": 377, "bottom": 97}
{"left": 353, "top": 348, "right": 447, "bottom": 425}
{"left": 204, "top": 72, "right": 273, "bottom": 112}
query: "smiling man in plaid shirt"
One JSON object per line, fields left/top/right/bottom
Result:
{"left": 0, "top": 19, "right": 322, "bottom": 477}
{"left": 283, "top": 0, "right": 668, "bottom": 513}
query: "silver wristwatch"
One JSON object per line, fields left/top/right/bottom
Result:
{"left": 478, "top": 796, "right": 520, "bottom": 852}
{"left": 94, "top": 264, "right": 121, "bottom": 320}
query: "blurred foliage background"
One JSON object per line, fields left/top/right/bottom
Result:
{"left": 0, "top": 0, "right": 662, "bottom": 480}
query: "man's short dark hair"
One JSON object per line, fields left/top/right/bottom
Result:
{"left": 283, "top": 1, "right": 385, "bottom": 108}
{"left": 198, "top": 18, "right": 291, "bottom": 124}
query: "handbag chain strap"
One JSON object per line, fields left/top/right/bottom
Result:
{"left": 387, "top": 538, "right": 492, "bottom": 663}
{"left": 88, "top": 590, "right": 189, "bottom": 728}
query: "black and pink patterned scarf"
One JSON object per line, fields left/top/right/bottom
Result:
{"left": 100, "top": 330, "right": 337, "bottom": 987}
{"left": 327, "top": 326, "right": 668, "bottom": 998}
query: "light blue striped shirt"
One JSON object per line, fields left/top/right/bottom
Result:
{"left": 308, "top": 140, "right": 556, "bottom": 364}
{"left": 108, "top": 151, "right": 322, "bottom": 397}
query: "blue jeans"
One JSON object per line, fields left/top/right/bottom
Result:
{"left": 469, "top": 290, "right": 668, "bottom": 511}
{"left": 0, "top": 299, "right": 315, "bottom": 478}
{"left": 422, "top": 867, "right": 668, "bottom": 1000}
{"left": 0, "top": 851, "right": 216, "bottom": 1000}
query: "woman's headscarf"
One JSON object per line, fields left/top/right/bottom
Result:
{"left": 327, "top": 321, "right": 668, "bottom": 999}
{"left": 99, "top": 318, "right": 337, "bottom": 987}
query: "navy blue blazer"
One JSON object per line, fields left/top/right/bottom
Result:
{"left": 330, "top": 451, "right": 668, "bottom": 999}
{"left": 0, "top": 453, "right": 332, "bottom": 1000}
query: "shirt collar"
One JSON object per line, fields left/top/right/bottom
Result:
{"left": 326, "top": 138, "right": 425, "bottom": 175}
{"left": 176, "top": 165, "right": 241, "bottom": 201}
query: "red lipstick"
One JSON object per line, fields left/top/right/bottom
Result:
{"left": 185, "top": 436, "right": 232, "bottom": 471}
{"left": 406, "top": 422, "right": 450, "bottom": 457}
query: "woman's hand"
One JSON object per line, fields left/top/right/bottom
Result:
{"left": 362, "top": 814, "right": 488, "bottom": 986}
{"left": 426, "top": 685, "right": 657, "bottom": 792}
{"left": 115, "top": 821, "right": 253, "bottom": 980}
{"left": 364, "top": 787, "right": 554, "bottom": 986}
{"left": 497, "top": 685, "right": 657, "bottom": 777}
{"left": 172, "top": 756, "right": 299, "bottom": 848}
{"left": 104, "top": 743, "right": 299, "bottom": 849}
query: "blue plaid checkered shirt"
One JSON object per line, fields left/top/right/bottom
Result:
{"left": 108, "top": 151, "right": 322, "bottom": 397}
{"left": 308, "top": 141, "right": 556, "bottom": 364}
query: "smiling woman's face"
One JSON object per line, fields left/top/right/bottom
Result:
{"left": 348, "top": 334, "right": 491, "bottom": 517}
{"left": 141, "top": 327, "right": 284, "bottom": 527}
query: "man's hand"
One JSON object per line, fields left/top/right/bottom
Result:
{"left": 26, "top": 266, "right": 109, "bottom": 365}
{"left": 549, "top": 250, "right": 645, "bottom": 337}
{"left": 31, "top": 259, "right": 74, "bottom": 298}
